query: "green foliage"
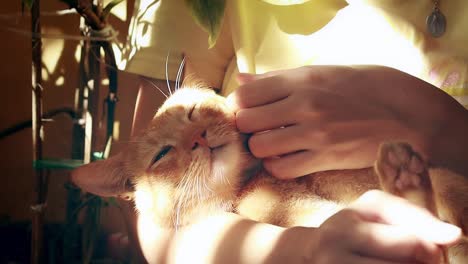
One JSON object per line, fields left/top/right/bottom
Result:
{"left": 185, "top": 0, "right": 226, "bottom": 48}
{"left": 22, "top": 0, "right": 34, "bottom": 9}
{"left": 81, "top": 195, "right": 103, "bottom": 264}
{"left": 106, "top": 197, "right": 121, "bottom": 208}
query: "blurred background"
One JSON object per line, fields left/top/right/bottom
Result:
{"left": 0, "top": 0, "right": 153, "bottom": 262}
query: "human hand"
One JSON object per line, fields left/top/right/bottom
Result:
{"left": 306, "top": 190, "right": 461, "bottom": 264}
{"left": 227, "top": 66, "right": 426, "bottom": 179}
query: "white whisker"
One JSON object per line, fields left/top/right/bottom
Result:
{"left": 175, "top": 56, "right": 186, "bottom": 91}
{"left": 175, "top": 204, "right": 181, "bottom": 232}
{"left": 165, "top": 52, "right": 172, "bottom": 96}
{"left": 217, "top": 167, "right": 228, "bottom": 186}
{"left": 143, "top": 78, "right": 168, "bottom": 99}
{"left": 203, "top": 171, "right": 214, "bottom": 194}
{"left": 221, "top": 168, "right": 232, "bottom": 187}
{"left": 177, "top": 171, "right": 193, "bottom": 209}
{"left": 195, "top": 172, "right": 201, "bottom": 203}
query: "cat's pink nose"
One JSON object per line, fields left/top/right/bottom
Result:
{"left": 191, "top": 130, "right": 207, "bottom": 150}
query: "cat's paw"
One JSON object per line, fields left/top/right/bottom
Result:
{"left": 374, "top": 142, "right": 430, "bottom": 197}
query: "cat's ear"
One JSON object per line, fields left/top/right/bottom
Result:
{"left": 71, "top": 153, "right": 133, "bottom": 199}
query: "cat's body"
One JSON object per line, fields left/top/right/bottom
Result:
{"left": 74, "top": 86, "right": 468, "bottom": 263}
{"left": 235, "top": 168, "right": 377, "bottom": 227}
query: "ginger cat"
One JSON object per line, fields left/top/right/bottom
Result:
{"left": 73, "top": 86, "right": 468, "bottom": 263}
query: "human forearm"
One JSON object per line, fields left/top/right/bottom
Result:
{"left": 137, "top": 212, "right": 316, "bottom": 264}
{"left": 359, "top": 66, "right": 468, "bottom": 176}
{"left": 427, "top": 105, "right": 468, "bottom": 176}
{"left": 137, "top": 191, "right": 459, "bottom": 264}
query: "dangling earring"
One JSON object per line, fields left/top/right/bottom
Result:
{"left": 426, "top": 0, "right": 446, "bottom": 38}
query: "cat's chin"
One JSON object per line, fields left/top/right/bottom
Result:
{"left": 209, "top": 140, "right": 247, "bottom": 188}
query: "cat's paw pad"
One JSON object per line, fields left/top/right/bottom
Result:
{"left": 375, "top": 142, "right": 428, "bottom": 195}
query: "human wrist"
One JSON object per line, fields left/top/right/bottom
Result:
{"left": 138, "top": 212, "right": 318, "bottom": 264}
{"left": 262, "top": 226, "right": 318, "bottom": 263}
{"left": 425, "top": 102, "right": 468, "bottom": 175}
{"left": 353, "top": 67, "right": 440, "bottom": 156}
{"left": 366, "top": 66, "right": 468, "bottom": 175}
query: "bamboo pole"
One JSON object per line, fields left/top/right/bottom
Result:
{"left": 30, "top": 0, "right": 48, "bottom": 263}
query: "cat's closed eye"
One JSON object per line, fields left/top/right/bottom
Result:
{"left": 150, "top": 145, "right": 172, "bottom": 167}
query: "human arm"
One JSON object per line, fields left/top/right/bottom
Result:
{"left": 136, "top": 190, "right": 459, "bottom": 263}
{"left": 228, "top": 65, "right": 468, "bottom": 179}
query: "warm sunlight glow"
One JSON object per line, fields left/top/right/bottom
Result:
{"left": 310, "top": 4, "right": 425, "bottom": 77}
{"left": 135, "top": 181, "right": 173, "bottom": 215}
{"left": 74, "top": 45, "right": 81, "bottom": 63}
{"left": 41, "top": 69, "right": 49, "bottom": 81}
{"left": 140, "top": 213, "right": 241, "bottom": 263}
{"left": 55, "top": 76, "right": 65, "bottom": 86}
{"left": 358, "top": 191, "right": 462, "bottom": 243}
{"left": 237, "top": 187, "right": 281, "bottom": 222}
{"left": 254, "top": 4, "right": 425, "bottom": 78}
{"left": 162, "top": 88, "right": 211, "bottom": 110}
{"left": 239, "top": 224, "right": 282, "bottom": 263}
{"left": 42, "top": 28, "right": 65, "bottom": 74}
{"left": 84, "top": 111, "right": 93, "bottom": 163}
{"left": 135, "top": 185, "right": 156, "bottom": 212}
{"left": 87, "top": 80, "right": 94, "bottom": 91}
{"left": 262, "top": 0, "right": 310, "bottom": 5}
{"left": 294, "top": 202, "right": 343, "bottom": 227}
{"left": 137, "top": 213, "right": 167, "bottom": 263}
{"left": 113, "top": 121, "right": 120, "bottom": 140}
{"left": 117, "top": 0, "right": 162, "bottom": 70}
{"left": 107, "top": 0, "right": 127, "bottom": 21}
{"left": 167, "top": 214, "right": 273, "bottom": 263}
{"left": 112, "top": 43, "right": 125, "bottom": 69}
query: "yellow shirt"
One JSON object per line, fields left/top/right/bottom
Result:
{"left": 121, "top": 0, "right": 468, "bottom": 107}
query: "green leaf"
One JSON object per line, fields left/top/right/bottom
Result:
{"left": 102, "top": 0, "right": 125, "bottom": 20}
{"left": 106, "top": 197, "right": 121, "bottom": 208}
{"left": 185, "top": 0, "right": 226, "bottom": 48}
{"left": 22, "top": 0, "right": 34, "bottom": 10}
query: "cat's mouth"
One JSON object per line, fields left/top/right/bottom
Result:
{"left": 191, "top": 139, "right": 230, "bottom": 161}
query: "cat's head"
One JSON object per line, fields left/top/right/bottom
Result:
{"left": 72, "top": 86, "right": 258, "bottom": 227}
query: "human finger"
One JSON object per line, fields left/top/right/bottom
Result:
{"left": 248, "top": 125, "right": 308, "bottom": 158}
{"left": 227, "top": 75, "right": 292, "bottom": 110}
{"left": 348, "top": 221, "right": 442, "bottom": 263}
{"left": 350, "top": 191, "right": 462, "bottom": 245}
{"left": 318, "top": 208, "right": 438, "bottom": 264}
{"left": 345, "top": 255, "right": 414, "bottom": 264}
{"left": 236, "top": 97, "right": 296, "bottom": 133}
{"left": 262, "top": 150, "right": 321, "bottom": 179}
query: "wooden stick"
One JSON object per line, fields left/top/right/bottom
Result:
{"left": 30, "top": 0, "right": 47, "bottom": 263}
